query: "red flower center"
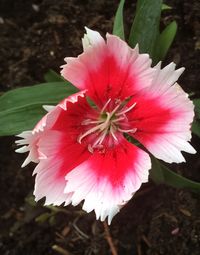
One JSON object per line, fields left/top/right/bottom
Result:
{"left": 78, "top": 98, "right": 137, "bottom": 153}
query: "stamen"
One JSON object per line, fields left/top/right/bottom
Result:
{"left": 116, "top": 102, "right": 137, "bottom": 116}
{"left": 101, "top": 98, "right": 111, "bottom": 113}
{"left": 118, "top": 127, "right": 137, "bottom": 133}
{"left": 98, "top": 128, "right": 109, "bottom": 144}
{"left": 112, "top": 116, "right": 125, "bottom": 123}
{"left": 110, "top": 125, "right": 118, "bottom": 141}
{"left": 99, "top": 112, "right": 111, "bottom": 130}
{"left": 110, "top": 103, "right": 121, "bottom": 116}
{"left": 78, "top": 98, "right": 136, "bottom": 152}
{"left": 78, "top": 124, "right": 103, "bottom": 143}
{"left": 93, "top": 127, "right": 109, "bottom": 147}
{"left": 88, "top": 144, "right": 94, "bottom": 153}
{"left": 78, "top": 112, "right": 111, "bottom": 144}
{"left": 81, "top": 119, "right": 103, "bottom": 125}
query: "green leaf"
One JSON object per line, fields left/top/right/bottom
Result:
{"left": 192, "top": 99, "right": 200, "bottom": 137}
{"left": 150, "top": 157, "right": 200, "bottom": 193}
{"left": 0, "top": 82, "right": 78, "bottom": 136}
{"left": 154, "top": 21, "right": 177, "bottom": 62}
{"left": 161, "top": 3, "right": 172, "bottom": 11}
{"left": 113, "top": 0, "right": 125, "bottom": 40}
{"left": 44, "top": 69, "right": 64, "bottom": 82}
{"left": 0, "top": 82, "right": 77, "bottom": 111}
{"left": 192, "top": 120, "right": 200, "bottom": 137}
{"left": 0, "top": 105, "right": 46, "bottom": 136}
{"left": 35, "top": 212, "right": 52, "bottom": 223}
{"left": 193, "top": 98, "right": 200, "bottom": 118}
{"left": 129, "top": 0, "right": 162, "bottom": 59}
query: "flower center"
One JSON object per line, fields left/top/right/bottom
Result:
{"left": 78, "top": 98, "right": 137, "bottom": 153}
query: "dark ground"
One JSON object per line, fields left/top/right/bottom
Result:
{"left": 0, "top": 0, "right": 200, "bottom": 254}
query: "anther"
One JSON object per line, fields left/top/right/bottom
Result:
{"left": 88, "top": 144, "right": 94, "bottom": 153}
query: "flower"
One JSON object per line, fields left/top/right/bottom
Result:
{"left": 16, "top": 27, "right": 196, "bottom": 224}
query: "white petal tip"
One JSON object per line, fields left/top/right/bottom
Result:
{"left": 42, "top": 105, "right": 55, "bottom": 112}
{"left": 188, "top": 147, "right": 196, "bottom": 154}
{"left": 15, "top": 146, "right": 28, "bottom": 153}
{"left": 21, "top": 160, "right": 29, "bottom": 168}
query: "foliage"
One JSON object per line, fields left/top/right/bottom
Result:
{"left": 0, "top": 81, "right": 77, "bottom": 135}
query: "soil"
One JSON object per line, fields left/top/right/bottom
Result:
{"left": 0, "top": 0, "right": 200, "bottom": 255}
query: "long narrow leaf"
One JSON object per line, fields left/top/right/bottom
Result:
{"left": 44, "top": 69, "right": 64, "bottom": 82}
{"left": 113, "top": 0, "right": 125, "bottom": 40}
{"left": 0, "top": 104, "right": 46, "bottom": 135}
{"left": 154, "top": 21, "right": 177, "bottom": 62}
{"left": 192, "top": 120, "right": 200, "bottom": 138}
{"left": 193, "top": 98, "right": 200, "bottom": 118}
{"left": 161, "top": 3, "right": 172, "bottom": 11}
{"left": 150, "top": 157, "right": 200, "bottom": 193}
{"left": 0, "top": 82, "right": 77, "bottom": 136}
{"left": 0, "top": 82, "right": 77, "bottom": 111}
{"left": 129, "top": 0, "right": 162, "bottom": 59}
{"left": 192, "top": 98, "right": 200, "bottom": 137}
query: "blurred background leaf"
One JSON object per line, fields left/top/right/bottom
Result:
{"left": 192, "top": 98, "right": 200, "bottom": 137}
{"left": 150, "top": 157, "right": 200, "bottom": 193}
{"left": 193, "top": 98, "right": 200, "bottom": 117}
{"left": 161, "top": 3, "right": 172, "bottom": 10}
{"left": 154, "top": 21, "right": 177, "bottom": 62}
{"left": 192, "top": 120, "right": 200, "bottom": 137}
{"left": 113, "top": 0, "right": 125, "bottom": 39}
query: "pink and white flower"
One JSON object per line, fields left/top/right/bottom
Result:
{"left": 16, "top": 28, "right": 196, "bottom": 224}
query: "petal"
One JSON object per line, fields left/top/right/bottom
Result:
{"left": 82, "top": 27, "right": 105, "bottom": 51}
{"left": 34, "top": 90, "right": 88, "bottom": 134}
{"left": 64, "top": 138, "right": 151, "bottom": 224}
{"left": 15, "top": 131, "right": 40, "bottom": 167}
{"left": 42, "top": 105, "right": 56, "bottom": 112}
{"left": 61, "top": 28, "right": 155, "bottom": 106}
{"left": 33, "top": 157, "right": 73, "bottom": 206}
{"left": 127, "top": 64, "right": 195, "bottom": 163}
{"left": 105, "top": 35, "right": 154, "bottom": 99}
{"left": 61, "top": 28, "right": 106, "bottom": 98}
{"left": 21, "top": 91, "right": 92, "bottom": 205}
{"left": 15, "top": 90, "right": 89, "bottom": 166}
{"left": 33, "top": 130, "right": 90, "bottom": 205}
{"left": 149, "top": 62, "right": 185, "bottom": 95}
